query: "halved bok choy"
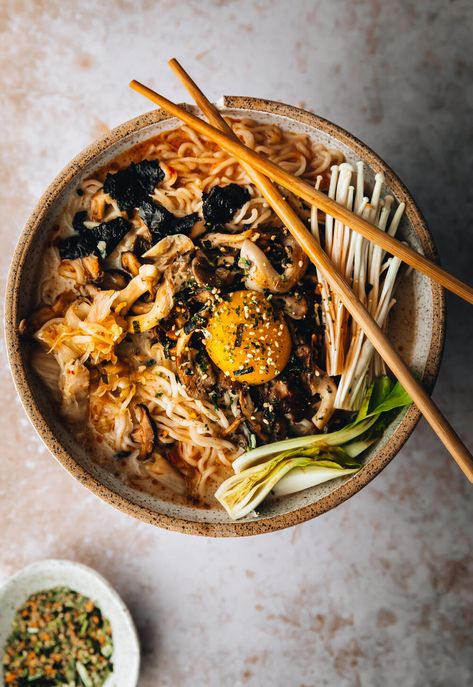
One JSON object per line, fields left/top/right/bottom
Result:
{"left": 215, "top": 376, "right": 412, "bottom": 520}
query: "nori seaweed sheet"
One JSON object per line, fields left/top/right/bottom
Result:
{"left": 202, "top": 183, "right": 250, "bottom": 227}
{"left": 58, "top": 215, "right": 131, "bottom": 260}
{"left": 103, "top": 159, "right": 165, "bottom": 211}
{"left": 138, "top": 200, "right": 198, "bottom": 243}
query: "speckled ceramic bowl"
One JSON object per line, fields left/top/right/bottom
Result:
{"left": 5, "top": 97, "right": 445, "bottom": 536}
{"left": 0, "top": 559, "right": 140, "bottom": 685}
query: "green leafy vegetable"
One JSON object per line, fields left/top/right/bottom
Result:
{"left": 215, "top": 376, "right": 411, "bottom": 520}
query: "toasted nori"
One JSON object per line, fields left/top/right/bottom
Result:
{"left": 72, "top": 210, "right": 88, "bottom": 232}
{"left": 103, "top": 159, "right": 164, "bottom": 211}
{"left": 202, "top": 183, "right": 250, "bottom": 227}
{"left": 58, "top": 234, "right": 95, "bottom": 260}
{"left": 138, "top": 199, "right": 198, "bottom": 243}
{"left": 58, "top": 216, "right": 131, "bottom": 260}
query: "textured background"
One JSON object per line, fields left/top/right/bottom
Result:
{"left": 1, "top": 1, "right": 473, "bottom": 685}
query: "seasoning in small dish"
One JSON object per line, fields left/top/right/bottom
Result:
{"left": 2, "top": 586, "right": 113, "bottom": 686}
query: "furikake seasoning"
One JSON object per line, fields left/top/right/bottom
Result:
{"left": 2, "top": 586, "right": 113, "bottom": 686}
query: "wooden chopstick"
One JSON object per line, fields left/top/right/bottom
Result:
{"left": 158, "top": 60, "right": 473, "bottom": 482}
{"left": 129, "top": 78, "right": 473, "bottom": 306}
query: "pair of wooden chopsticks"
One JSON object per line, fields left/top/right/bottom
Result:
{"left": 128, "top": 61, "right": 473, "bottom": 482}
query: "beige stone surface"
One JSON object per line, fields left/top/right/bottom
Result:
{"left": 1, "top": 1, "right": 472, "bottom": 685}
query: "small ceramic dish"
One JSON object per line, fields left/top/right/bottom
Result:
{"left": 0, "top": 559, "right": 140, "bottom": 686}
{"left": 5, "top": 97, "right": 445, "bottom": 536}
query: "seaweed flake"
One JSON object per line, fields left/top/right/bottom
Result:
{"left": 202, "top": 183, "right": 250, "bottom": 227}
{"left": 138, "top": 199, "right": 198, "bottom": 243}
{"left": 103, "top": 159, "right": 164, "bottom": 211}
{"left": 58, "top": 217, "right": 131, "bottom": 260}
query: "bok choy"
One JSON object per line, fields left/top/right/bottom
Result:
{"left": 215, "top": 376, "right": 411, "bottom": 520}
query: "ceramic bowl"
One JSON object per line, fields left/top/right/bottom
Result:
{"left": 0, "top": 559, "right": 140, "bottom": 685}
{"left": 5, "top": 97, "right": 445, "bottom": 536}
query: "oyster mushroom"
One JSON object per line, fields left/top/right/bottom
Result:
{"left": 308, "top": 370, "right": 337, "bottom": 430}
{"left": 239, "top": 232, "right": 308, "bottom": 293}
{"left": 113, "top": 264, "right": 159, "bottom": 315}
{"left": 203, "top": 228, "right": 255, "bottom": 248}
{"left": 191, "top": 251, "right": 233, "bottom": 289}
{"left": 131, "top": 404, "right": 157, "bottom": 460}
{"left": 192, "top": 251, "right": 219, "bottom": 288}
{"left": 127, "top": 236, "right": 195, "bottom": 333}
{"left": 142, "top": 234, "right": 194, "bottom": 271}
{"left": 295, "top": 342, "right": 337, "bottom": 430}
{"left": 203, "top": 229, "right": 308, "bottom": 293}
{"left": 126, "top": 269, "right": 175, "bottom": 334}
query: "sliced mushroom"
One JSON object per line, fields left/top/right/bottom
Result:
{"left": 238, "top": 387, "right": 269, "bottom": 442}
{"left": 288, "top": 418, "right": 317, "bottom": 436}
{"left": 191, "top": 251, "right": 214, "bottom": 286}
{"left": 175, "top": 329, "right": 218, "bottom": 401}
{"left": 121, "top": 251, "right": 141, "bottom": 277}
{"left": 131, "top": 404, "right": 157, "bottom": 460}
{"left": 265, "top": 378, "right": 310, "bottom": 423}
{"left": 192, "top": 251, "right": 221, "bottom": 288}
{"left": 193, "top": 288, "right": 217, "bottom": 305}
{"left": 101, "top": 269, "right": 129, "bottom": 291}
{"left": 275, "top": 293, "right": 308, "bottom": 320}
{"left": 191, "top": 251, "right": 236, "bottom": 290}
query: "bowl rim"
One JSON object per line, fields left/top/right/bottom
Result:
{"left": 0, "top": 558, "right": 140, "bottom": 685}
{"left": 4, "top": 95, "right": 445, "bottom": 537}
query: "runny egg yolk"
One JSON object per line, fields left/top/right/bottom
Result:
{"left": 205, "top": 290, "right": 291, "bottom": 385}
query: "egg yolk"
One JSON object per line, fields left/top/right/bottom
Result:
{"left": 205, "top": 290, "right": 291, "bottom": 385}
